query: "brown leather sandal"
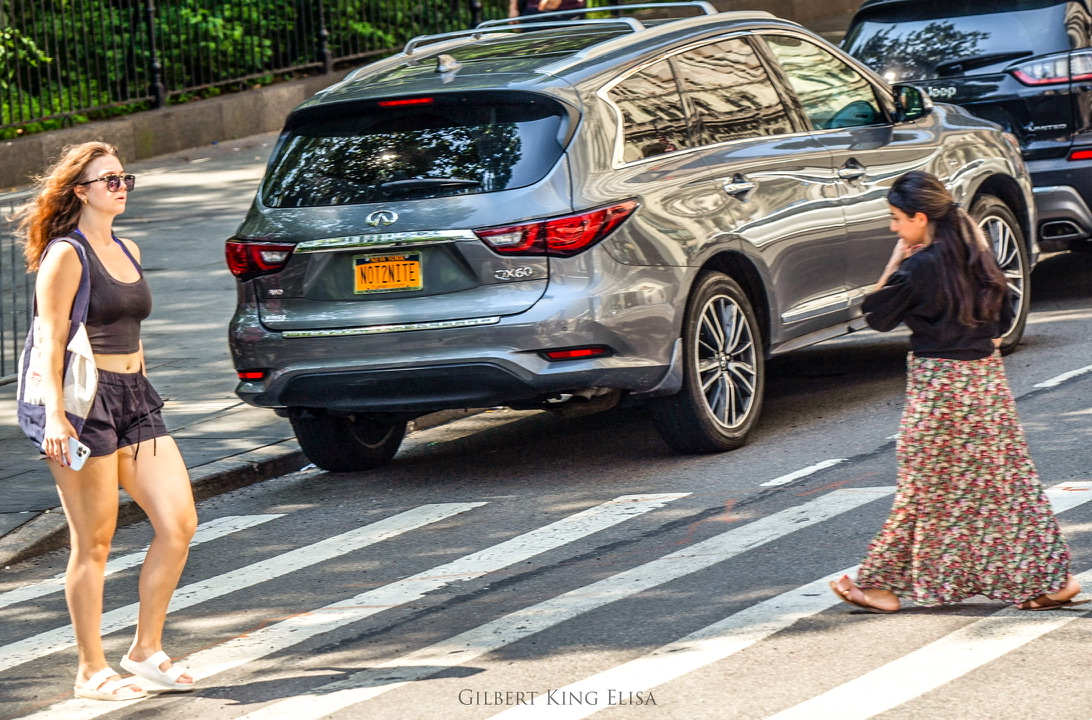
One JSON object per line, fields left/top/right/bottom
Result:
{"left": 1017, "top": 595, "right": 1091, "bottom": 611}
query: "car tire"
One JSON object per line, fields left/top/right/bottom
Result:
{"left": 971, "top": 194, "right": 1029, "bottom": 355}
{"left": 290, "top": 413, "right": 407, "bottom": 473}
{"left": 650, "top": 272, "right": 765, "bottom": 453}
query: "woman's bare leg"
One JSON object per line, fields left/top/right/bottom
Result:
{"left": 51, "top": 454, "right": 142, "bottom": 694}
{"left": 117, "top": 436, "right": 197, "bottom": 684}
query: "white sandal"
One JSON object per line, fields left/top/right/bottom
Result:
{"left": 120, "top": 651, "right": 195, "bottom": 691}
{"left": 73, "top": 667, "right": 147, "bottom": 701}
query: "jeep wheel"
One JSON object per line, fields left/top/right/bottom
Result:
{"left": 651, "top": 272, "right": 765, "bottom": 453}
{"left": 290, "top": 413, "right": 407, "bottom": 473}
{"left": 972, "top": 194, "right": 1029, "bottom": 355}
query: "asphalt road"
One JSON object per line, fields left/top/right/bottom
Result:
{"left": 2, "top": 249, "right": 1092, "bottom": 718}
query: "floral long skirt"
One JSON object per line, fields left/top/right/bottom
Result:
{"left": 856, "top": 352, "right": 1070, "bottom": 606}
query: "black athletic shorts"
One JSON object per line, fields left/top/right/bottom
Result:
{"left": 81, "top": 369, "right": 169, "bottom": 457}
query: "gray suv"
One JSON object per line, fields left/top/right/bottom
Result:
{"left": 227, "top": 3, "right": 1036, "bottom": 472}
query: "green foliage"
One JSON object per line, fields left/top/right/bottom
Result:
{"left": 2, "top": 0, "right": 510, "bottom": 136}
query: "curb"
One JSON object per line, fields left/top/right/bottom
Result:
{"left": 0, "top": 440, "right": 305, "bottom": 569}
{"left": 0, "top": 409, "right": 487, "bottom": 568}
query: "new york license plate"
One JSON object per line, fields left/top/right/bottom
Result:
{"left": 353, "top": 252, "right": 422, "bottom": 294}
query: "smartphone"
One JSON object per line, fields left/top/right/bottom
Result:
{"left": 66, "top": 437, "right": 91, "bottom": 471}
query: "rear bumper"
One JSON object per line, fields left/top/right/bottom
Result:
{"left": 1027, "top": 157, "right": 1092, "bottom": 247}
{"left": 230, "top": 259, "right": 692, "bottom": 413}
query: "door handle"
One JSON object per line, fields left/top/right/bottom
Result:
{"left": 837, "top": 163, "right": 867, "bottom": 181}
{"left": 721, "top": 175, "right": 756, "bottom": 197}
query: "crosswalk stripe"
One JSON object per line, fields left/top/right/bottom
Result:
{"left": 20, "top": 493, "right": 686, "bottom": 720}
{"left": 766, "top": 567, "right": 1092, "bottom": 720}
{"left": 491, "top": 480, "right": 1092, "bottom": 719}
{"left": 490, "top": 567, "right": 857, "bottom": 720}
{"left": 0, "top": 503, "right": 483, "bottom": 674}
{"left": 0, "top": 514, "right": 283, "bottom": 612}
{"left": 227, "top": 487, "right": 894, "bottom": 720}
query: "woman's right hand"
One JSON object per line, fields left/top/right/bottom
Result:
{"left": 42, "top": 415, "right": 79, "bottom": 467}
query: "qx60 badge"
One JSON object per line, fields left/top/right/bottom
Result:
{"left": 366, "top": 210, "right": 398, "bottom": 227}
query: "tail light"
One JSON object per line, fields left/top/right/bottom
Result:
{"left": 541, "top": 346, "right": 612, "bottom": 361}
{"left": 1011, "top": 49, "right": 1092, "bottom": 85}
{"left": 475, "top": 201, "right": 638, "bottom": 258}
{"left": 225, "top": 239, "right": 295, "bottom": 281}
{"left": 1070, "top": 149, "right": 1092, "bottom": 161}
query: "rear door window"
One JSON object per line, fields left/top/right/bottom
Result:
{"left": 261, "top": 93, "right": 568, "bottom": 208}
{"left": 764, "top": 35, "right": 885, "bottom": 130}
{"left": 674, "top": 37, "right": 795, "bottom": 145}
{"left": 606, "top": 59, "right": 691, "bottom": 163}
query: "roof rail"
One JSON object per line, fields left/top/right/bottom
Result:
{"left": 402, "top": 17, "right": 645, "bottom": 55}
{"left": 477, "top": 1, "right": 718, "bottom": 28}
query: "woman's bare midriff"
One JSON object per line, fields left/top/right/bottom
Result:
{"left": 94, "top": 352, "right": 142, "bottom": 373}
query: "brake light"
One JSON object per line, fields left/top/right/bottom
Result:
{"left": 475, "top": 201, "right": 638, "bottom": 258}
{"left": 1011, "top": 50, "right": 1092, "bottom": 85}
{"left": 225, "top": 240, "right": 295, "bottom": 281}
{"left": 1070, "top": 149, "right": 1092, "bottom": 161}
{"left": 237, "top": 370, "right": 266, "bottom": 380}
{"left": 379, "top": 97, "right": 434, "bottom": 107}
{"left": 541, "top": 346, "right": 612, "bottom": 361}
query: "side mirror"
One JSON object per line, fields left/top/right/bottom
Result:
{"left": 894, "top": 84, "right": 934, "bottom": 122}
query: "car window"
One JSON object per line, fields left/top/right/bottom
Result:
{"left": 674, "top": 38, "right": 794, "bottom": 145}
{"left": 764, "top": 35, "right": 884, "bottom": 130}
{"left": 260, "top": 94, "right": 567, "bottom": 208}
{"left": 607, "top": 60, "right": 691, "bottom": 163}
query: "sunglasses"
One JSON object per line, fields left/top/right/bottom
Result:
{"left": 76, "top": 174, "right": 136, "bottom": 192}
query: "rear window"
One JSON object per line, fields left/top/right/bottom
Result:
{"left": 260, "top": 94, "right": 569, "bottom": 208}
{"left": 844, "top": 1, "right": 1080, "bottom": 81}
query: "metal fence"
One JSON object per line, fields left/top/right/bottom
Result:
{"left": 2, "top": 0, "right": 506, "bottom": 131}
{"left": 0, "top": 192, "right": 34, "bottom": 383}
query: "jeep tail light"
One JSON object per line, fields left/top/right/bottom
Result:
{"left": 1011, "top": 50, "right": 1092, "bottom": 85}
{"left": 475, "top": 201, "right": 638, "bottom": 258}
{"left": 225, "top": 240, "right": 295, "bottom": 281}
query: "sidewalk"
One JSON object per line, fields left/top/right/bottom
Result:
{"left": 0, "top": 133, "right": 468, "bottom": 568}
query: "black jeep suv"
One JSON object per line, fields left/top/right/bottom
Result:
{"left": 844, "top": 0, "right": 1092, "bottom": 250}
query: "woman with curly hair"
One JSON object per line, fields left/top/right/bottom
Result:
{"left": 13, "top": 142, "right": 197, "bottom": 699}
{"left": 829, "top": 170, "right": 1084, "bottom": 614}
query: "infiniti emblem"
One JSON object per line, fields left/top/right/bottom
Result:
{"left": 366, "top": 210, "right": 399, "bottom": 227}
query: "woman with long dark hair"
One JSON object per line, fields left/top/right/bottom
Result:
{"left": 829, "top": 170, "right": 1084, "bottom": 613}
{"left": 12, "top": 142, "right": 197, "bottom": 698}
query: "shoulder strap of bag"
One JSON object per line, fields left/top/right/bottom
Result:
{"left": 35, "top": 236, "right": 92, "bottom": 336}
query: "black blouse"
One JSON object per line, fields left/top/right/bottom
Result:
{"left": 861, "top": 245, "right": 1014, "bottom": 360}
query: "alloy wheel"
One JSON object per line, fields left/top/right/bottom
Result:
{"left": 978, "top": 214, "right": 1024, "bottom": 333}
{"left": 694, "top": 294, "right": 758, "bottom": 430}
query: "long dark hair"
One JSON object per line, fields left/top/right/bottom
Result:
{"left": 888, "top": 171, "right": 1008, "bottom": 327}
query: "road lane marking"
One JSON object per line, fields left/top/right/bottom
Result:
{"left": 0, "top": 514, "right": 284, "bottom": 612}
{"left": 1034, "top": 363, "right": 1092, "bottom": 388}
{"left": 19, "top": 493, "right": 686, "bottom": 720}
{"left": 765, "top": 568, "right": 1092, "bottom": 720}
{"left": 760, "top": 459, "right": 846, "bottom": 487}
{"left": 226, "top": 487, "right": 894, "bottom": 720}
{"left": 488, "top": 481, "right": 1092, "bottom": 719}
{"left": 0, "top": 503, "right": 483, "bottom": 673}
{"left": 490, "top": 567, "right": 857, "bottom": 720}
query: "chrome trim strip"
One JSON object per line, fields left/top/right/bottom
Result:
{"left": 295, "top": 230, "right": 476, "bottom": 253}
{"left": 780, "top": 293, "right": 850, "bottom": 324}
{"left": 281, "top": 316, "right": 501, "bottom": 338}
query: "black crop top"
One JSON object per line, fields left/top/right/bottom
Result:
{"left": 72, "top": 231, "right": 152, "bottom": 355}
{"left": 861, "top": 245, "right": 1014, "bottom": 361}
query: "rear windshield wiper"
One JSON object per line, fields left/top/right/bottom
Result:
{"left": 377, "top": 177, "right": 482, "bottom": 193}
{"left": 935, "top": 51, "right": 1032, "bottom": 77}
